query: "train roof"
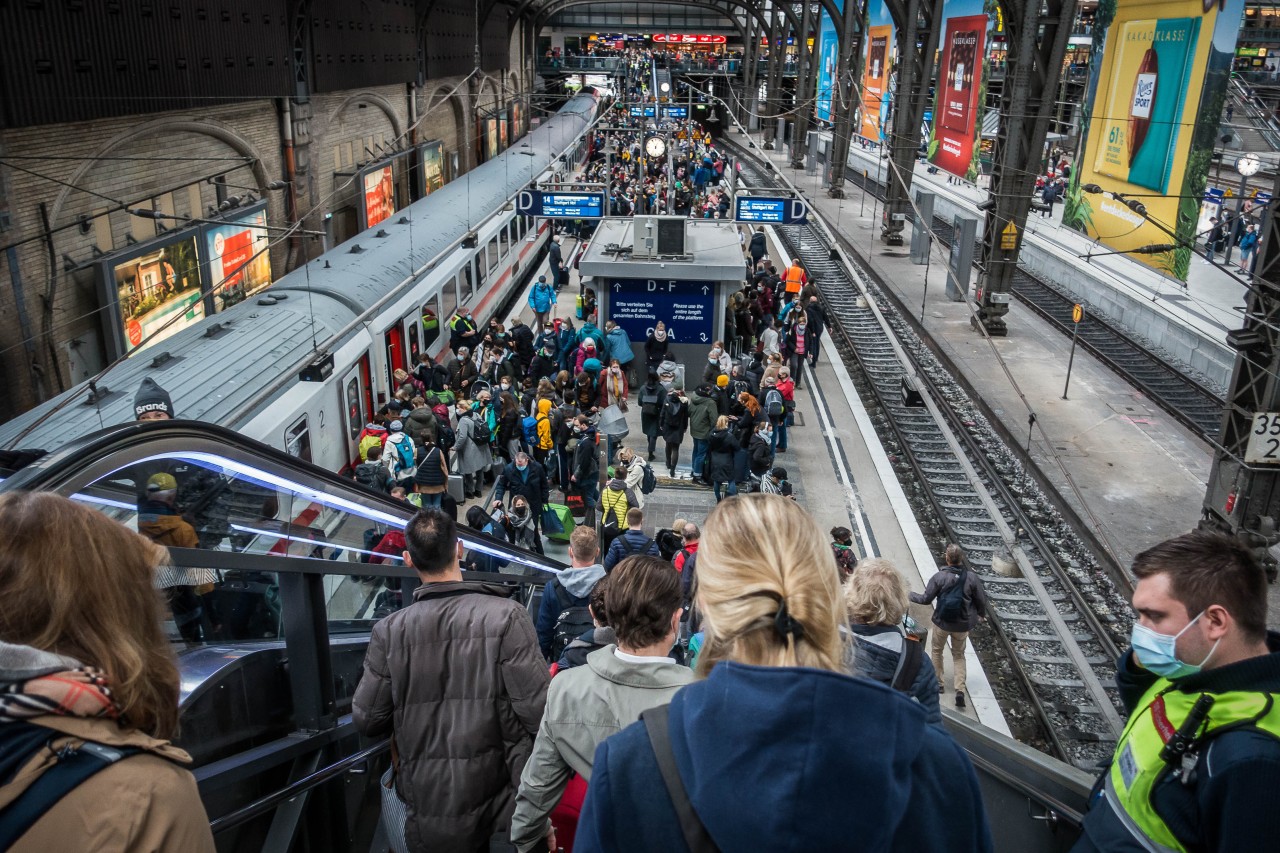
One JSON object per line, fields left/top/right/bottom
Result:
{"left": 0, "top": 93, "right": 600, "bottom": 452}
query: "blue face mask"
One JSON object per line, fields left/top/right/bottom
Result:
{"left": 516, "top": 463, "right": 527, "bottom": 472}
{"left": 1130, "top": 611, "right": 1219, "bottom": 679}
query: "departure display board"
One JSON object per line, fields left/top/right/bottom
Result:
{"left": 515, "top": 191, "right": 606, "bottom": 219}
{"left": 734, "top": 196, "right": 810, "bottom": 224}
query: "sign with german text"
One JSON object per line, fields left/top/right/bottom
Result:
{"left": 608, "top": 278, "right": 714, "bottom": 344}
{"left": 734, "top": 197, "right": 809, "bottom": 224}
{"left": 516, "top": 191, "right": 606, "bottom": 219}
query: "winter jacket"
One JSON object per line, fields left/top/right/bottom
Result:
{"left": 0, "top": 714, "right": 215, "bottom": 853}
{"left": 556, "top": 626, "right": 616, "bottom": 671}
{"left": 576, "top": 323, "right": 605, "bottom": 353}
{"left": 748, "top": 433, "right": 774, "bottom": 476}
{"left": 536, "top": 564, "right": 607, "bottom": 660}
{"left": 498, "top": 408, "right": 522, "bottom": 454}
{"left": 844, "top": 623, "right": 942, "bottom": 725}
{"left": 528, "top": 281, "right": 557, "bottom": 313}
{"left": 748, "top": 231, "right": 767, "bottom": 260}
{"left": 510, "top": 646, "right": 694, "bottom": 852}
{"left": 534, "top": 400, "right": 555, "bottom": 451}
{"left": 1075, "top": 632, "right": 1280, "bottom": 853}
{"left": 597, "top": 369, "right": 628, "bottom": 411}
{"left": 687, "top": 387, "right": 719, "bottom": 440}
{"left": 575, "top": 662, "right": 991, "bottom": 852}
{"left": 353, "top": 581, "right": 549, "bottom": 853}
{"left": 599, "top": 479, "right": 636, "bottom": 532}
{"left": 706, "top": 428, "right": 736, "bottom": 484}
{"left": 622, "top": 458, "right": 648, "bottom": 509}
{"left": 447, "top": 357, "right": 478, "bottom": 396}
{"left": 604, "top": 327, "right": 635, "bottom": 366}
{"left": 644, "top": 333, "right": 670, "bottom": 368}
{"left": 454, "top": 412, "right": 492, "bottom": 476}
{"left": 508, "top": 323, "right": 536, "bottom": 366}
{"left": 572, "top": 428, "right": 599, "bottom": 485}
{"left": 604, "top": 527, "right": 661, "bottom": 572}
{"left": 659, "top": 394, "right": 690, "bottom": 444}
{"left": 137, "top": 501, "right": 199, "bottom": 550}
{"left": 413, "top": 447, "right": 448, "bottom": 493}
{"left": 806, "top": 301, "right": 827, "bottom": 338}
{"left": 493, "top": 460, "right": 550, "bottom": 513}
{"left": 355, "top": 459, "right": 395, "bottom": 493}
{"left": 528, "top": 353, "right": 557, "bottom": 382}
{"left": 405, "top": 407, "right": 438, "bottom": 448}
{"left": 910, "top": 565, "right": 989, "bottom": 633}
{"left": 637, "top": 381, "right": 667, "bottom": 439}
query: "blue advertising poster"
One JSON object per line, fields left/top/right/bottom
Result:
{"left": 815, "top": 0, "right": 844, "bottom": 122}
{"left": 609, "top": 278, "right": 714, "bottom": 344}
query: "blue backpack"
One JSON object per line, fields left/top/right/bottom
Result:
{"left": 521, "top": 415, "right": 538, "bottom": 448}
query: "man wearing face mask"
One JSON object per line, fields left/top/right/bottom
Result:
{"left": 1074, "top": 531, "right": 1280, "bottom": 853}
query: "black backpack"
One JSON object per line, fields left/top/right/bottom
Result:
{"left": 551, "top": 583, "right": 596, "bottom": 662}
{"left": 640, "top": 462, "right": 657, "bottom": 495}
{"left": 435, "top": 417, "right": 456, "bottom": 451}
{"left": 933, "top": 568, "right": 969, "bottom": 624}
{"left": 640, "top": 385, "right": 663, "bottom": 417}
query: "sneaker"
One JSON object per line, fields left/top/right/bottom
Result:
{"left": 937, "top": 683, "right": 944, "bottom": 694}
{"left": 955, "top": 691, "right": 966, "bottom": 709}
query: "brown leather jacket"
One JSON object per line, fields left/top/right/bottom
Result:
{"left": 0, "top": 716, "right": 214, "bottom": 852}
{"left": 352, "top": 580, "right": 549, "bottom": 852}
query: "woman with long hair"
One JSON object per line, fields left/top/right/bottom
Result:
{"left": 0, "top": 492, "right": 215, "bottom": 851}
{"left": 576, "top": 494, "right": 992, "bottom": 852}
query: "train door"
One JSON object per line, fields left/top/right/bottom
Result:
{"left": 385, "top": 325, "right": 405, "bottom": 390}
{"left": 341, "top": 367, "right": 365, "bottom": 466}
{"left": 359, "top": 354, "right": 374, "bottom": 422}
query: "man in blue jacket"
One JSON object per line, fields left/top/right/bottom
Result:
{"left": 1073, "top": 531, "right": 1280, "bottom": 852}
{"left": 536, "top": 526, "right": 606, "bottom": 661}
{"left": 603, "top": 508, "right": 661, "bottom": 571}
{"left": 603, "top": 320, "right": 637, "bottom": 387}
{"left": 528, "top": 276, "right": 557, "bottom": 333}
{"left": 492, "top": 452, "right": 550, "bottom": 554}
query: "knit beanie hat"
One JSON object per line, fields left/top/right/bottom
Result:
{"left": 716, "top": 375, "right": 729, "bottom": 388}
{"left": 133, "top": 378, "right": 175, "bottom": 420}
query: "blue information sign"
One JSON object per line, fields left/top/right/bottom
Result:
{"left": 628, "top": 106, "right": 657, "bottom": 117}
{"left": 733, "top": 196, "right": 809, "bottom": 224}
{"left": 662, "top": 106, "right": 688, "bottom": 118}
{"left": 608, "top": 278, "right": 714, "bottom": 344}
{"left": 515, "top": 190, "right": 605, "bottom": 219}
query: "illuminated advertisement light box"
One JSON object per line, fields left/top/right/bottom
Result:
{"left": 516, "top": 191, "right": 605, "bottom": 219}
{"left": 97, "top": 228, "right": 206, "bottom": 358}
{"left": 361, "top": 163, "right": 396, "bottom": 231}
{"left": 862, "top": 22, "right": 894, "bottom": 139}
{"left": 202, "top": 200, "right": 272, "bottom": 313}
{"left": 929, "top": 13, "right": 988, "bottom": 179}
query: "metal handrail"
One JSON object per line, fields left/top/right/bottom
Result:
{"left": 208, "top": 739, "right": 391, "bottom": 834}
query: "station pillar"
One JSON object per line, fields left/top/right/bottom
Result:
{"left": 973, "top": 0, "right": 1076, "bottom": 336}
{"left": 879, "top": 0, "right": 945, "bottom": 246}
{"left": 826, "top": 2, "right": 864, "bottom": 198}
{"left": 789, "top": 0, "right": 816, "bottom": 170}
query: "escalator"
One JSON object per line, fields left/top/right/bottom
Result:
{"left": 0, "top": 420, "right": 1096, "bottom": 851}
{"left": 0, "top": 420, "right": 562, "bottom": 853}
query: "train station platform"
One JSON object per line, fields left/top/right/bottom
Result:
{"left": 807, "top": 132, "right": 1249, "bottom": 392}
{"left": 730, "top": 128, "right": 1258, "bottom": 614}
{"left": 489, "top": 228, "right": 1011, "bottom": 734}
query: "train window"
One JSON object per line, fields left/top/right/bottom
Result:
{"left": 285, "top": 417, "right": 312, "bottom": 463}
{"left": 517, "top": 216, "right": 526, "bottom": 238}
{"left": 474, "top": 249, "right": 486, "bottom": 288}
{"left": 486, "top": 236, "right": 498, "bottom": 269}
{"left": 509, "top": 220, "right": 519, "bottom": 246}
{"left": 422, "top": 295, "right": 441, "bottom": 348}
{"left": 345, "top": 376, "right": 362, "bottom": 440}
{"left": 406, "top": 316, "right": 421, "bottom": 367}
{"left": 441, "top": 273, "right": 458, "bottom": 325}
{"left": 499, "top": 225, "right": 509, "bottom": 258}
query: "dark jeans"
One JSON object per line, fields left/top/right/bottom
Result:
{"left": 691, "top": 438, "right": 709, "bottom": 478}
{"left": 665, "top": 439, "right": 682, "bottom": 473}
{"left": 713, "top": 480, "right": 738, "bottom": 502}
{"left": 788, "top": 352, "right": 804, "bottom": 389}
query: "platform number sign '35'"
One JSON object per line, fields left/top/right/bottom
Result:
{"left": 1246, "top": 413, "right": 1280, "bottom": 464}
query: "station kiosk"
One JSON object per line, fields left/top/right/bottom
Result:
{"left": 577, "top": 216, "right": 746, "bottom": 376}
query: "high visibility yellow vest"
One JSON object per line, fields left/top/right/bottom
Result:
{"left": 1102, "top": 681, "right": 1280, "bottom": 851}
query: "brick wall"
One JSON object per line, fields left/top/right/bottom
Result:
{"left": 0, "top": 28, "right": 534, "bottom": 420}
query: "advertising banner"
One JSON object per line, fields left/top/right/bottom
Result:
{"left": 1063, "top": 0, "right": 1246, "bottom": 280}
{"left": 815, "top": 0, "right": 843, "bottom": 123}
{"left": 860, "top": 22, "right": 890, "bottom": 139}
{"left": 928, "top": 10, "right": 988, "bottom": 179}
{"left": 99, "top": 230, "right": 205, "bottom": 356}
{"left": 420, "top": 140, "right": 445, "bottom": 194}
{"left": 202, "top": 201, "right": 271, "bottom": 313}
{"left": 362, "top": 163, "right": 395, "bottom": 231}
{"left": 486, "top": 118, "right": 499, "bottom": 161}
{"left": 499, "top": 109, "right": 510, "bottom": 152}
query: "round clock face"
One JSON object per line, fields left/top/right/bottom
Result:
{"left": 645, "top": 136, "right": 666, "bottom": 158}
{"left": 1238, "top": 154, "right": 1262, "bottom": 177}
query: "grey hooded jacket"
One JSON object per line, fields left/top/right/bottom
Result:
{"left": 508, "top": 645, "right": 693, "bottom": 851}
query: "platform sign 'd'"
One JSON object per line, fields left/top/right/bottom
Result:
{"left": 734, "top": 197, "right": 810, "bottom": 225}
{"left": 1246, "top": 412, "right": 1280, "bottom": 464}
{"left": 515, "top": 191, "right": 605, "bottom": 219}
{"left": 609, "top": 278, "right": 714, "bottom": 344}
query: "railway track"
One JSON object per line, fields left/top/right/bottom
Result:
{"left": 729, "top": 145, "right": 1131, "bottom": 768}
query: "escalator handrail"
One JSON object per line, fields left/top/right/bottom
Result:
{"left": 207, "top": 739, "right": 391, "bottom": 835}
{"left": 0, "top": 419, "right": 566, "bottom": 575}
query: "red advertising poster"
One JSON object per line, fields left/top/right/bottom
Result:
{"left": 363, "top": 164, "right": 395, "bottom": 230}
{"left": 930, "top": 15, "right": 986, "bottom": 178}
{"left": 861, "top": 25, "right": 892, "bottom": 139}
{"left": 203, "top": 203, "right": 271, "bottom": 312}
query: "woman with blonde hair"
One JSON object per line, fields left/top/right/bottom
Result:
{"left": 0, "top": 492, "right": 215, "bottom": 851}
{"left": 706, "top": 414, "right": 738, "bottom": 503}
{"left": 576, "top": 494, "right": 991, "bottom": 852}
{"left": 843, "top": 557, "right": 942, "bottom": 724}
